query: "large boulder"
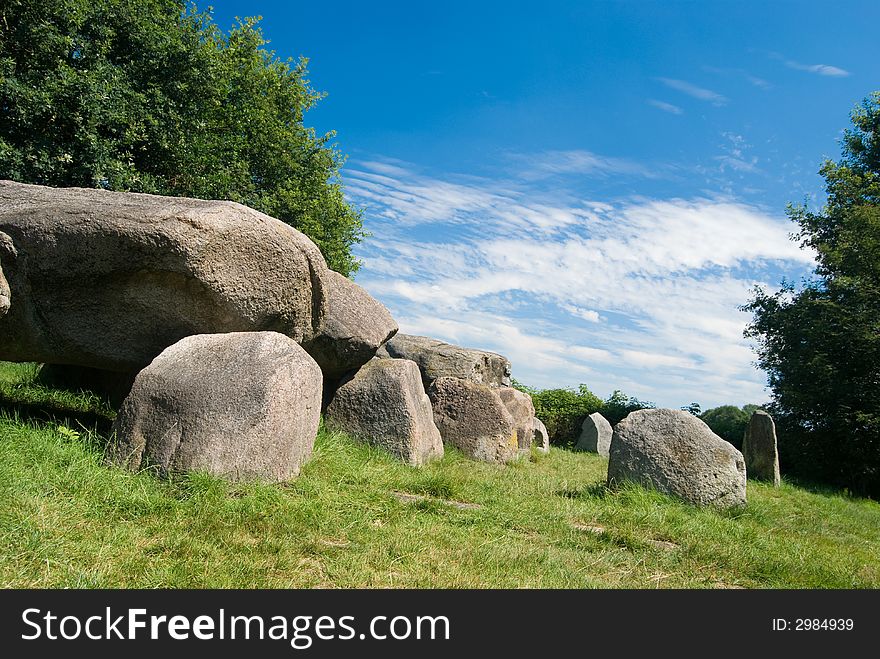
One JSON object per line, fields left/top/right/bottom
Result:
{"left": 743, "top": 410, "right": 781, "bottom": 486}
{"left": 108, "top": 332, "right": 322, "bottom": 482}
{"left": 302, "top": 270, "right": 397, "bottom": 382}
{"left": 378, "top": 333, "right": 511, "bottom": 389}
{"left": 576, "top": 412, "right": 613, "bottom": 456}
{"left": 532, "top": 417, "right": 550, "bottom": 453}
{"left": 0, "top": 181, "right": 391, "bottom": 379}
{"left": 428, "top": 376, "right": 519, "bottom": 464}
{"left": 498, "top": 387, "right": 536, "bottom": 451}
{"left": 607, "top": 408, "right": 747, "bottom": 508}
{"left": 325, "top": 358, "right": 443, "bottom": 466}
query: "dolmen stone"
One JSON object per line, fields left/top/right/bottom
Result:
{"left": 303, "top": 270, "right": 397, "bottom": 382}
{"left": 607, "top": 408, "right": 747, "bottom": 509}
{"left": 0, "top": 180, "right": 392, "bottom": 380}
{"left": 108, "top": 332, "right": 322, "bottom": 482}
{"left": 743, "top": 410, "right": 780, "bottom": 486}
{"left": 576, "top": 412, "right": 613, "bottom": 456}
{"left": 378, "top": 333, "right": 511, "bottom": 389}
{"left": 498, "top": 387, "right": 537, "bottom": 451}
{"left": 325, "top": 358, "right": 443, "bottom": 466}
{"left": 532, "top": 417, "right": 550, "bottom": 453}
{"left": 428, "top": 376, "right": 519, "bottom": 464}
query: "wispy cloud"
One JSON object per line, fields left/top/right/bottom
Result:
{"left": 767, "top": 52, "right": 850, "bottom": 77}
{"left": 785, "top": 60, "right": 850, "bottom": 77}
{"left": 509, "top": 149, "right": 656, "bottom": 180}
{"left": 648, "top": 99, "right": 684, "bottom": 115}
{"left": 703, "top": 65, "right": 772, "bottom": 90}
{"left": 655, "top": 77, "right": 728, "bottom": 106}
{"left": 345, "top": 158, "right": 815, "bottom": 407}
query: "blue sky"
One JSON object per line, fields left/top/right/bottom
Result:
{"left": 209, "top": 0, "right": 879, "bottom": 408}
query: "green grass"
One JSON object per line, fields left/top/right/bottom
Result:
{"left": 1, "top": 361, "right": 878, "bottom": 588}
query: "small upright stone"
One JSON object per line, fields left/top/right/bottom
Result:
{"left": 325, "top": 358, "right": 443, "bottom": 466}
{"left": 532, "top": 417, "right": 550, "bottom": 453}
{"left": 428, "top": 376, "right": 519, "bottom": 464}
{"left": 743, "top": 410, "right": 781, "bottom": 486}
{"left": 576, "top": 412, "right": 613, "bottom": 456}
{"left": 497, "top": 387, "right": 537, "bottom": 451}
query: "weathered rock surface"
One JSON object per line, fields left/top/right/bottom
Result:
{"left": 428, "top": 376, "right": 519, "bottom": 464}
{"left": 607, "top": 408, "right": 747, "bottom": 508}
{"left": 378, "top": 334, "right": 511, "bottom": 388}
{"left": 0, "top": 232, "right": 10, "bottom": 318}
{"left": 325, "top": 358, "right": 443, "bottom": 466}
{"left": 532, "top": 417, "right": 550, "bottom": 453}
{"left": 0, "top": 181, "right": 392, "bottom": 380}
{"left": 108, "top": 332, "right": 322, "bottom": 482}
{"left": 303, "top": 270, "right": 397, "bottom": 382}
{"left": 743, "top": 410, "right": 781, "bottom": 486}
{"left": 498, "top": 387, "right": 537, "bottom": 451}
{"left": 576, "top": 412, "right": 613, "bottom": 456}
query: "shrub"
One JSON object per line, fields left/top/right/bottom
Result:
{"left": 513, "top": 380, "right": 603, "bottom": 447}
{"left": 699, "top": 404, "right": 760, "bottom": 450}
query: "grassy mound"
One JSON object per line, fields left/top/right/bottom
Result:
{"left": 1, "top": 362, "right": 878, "bottom": 588}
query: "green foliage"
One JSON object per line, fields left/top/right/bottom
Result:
{"left": 681, "top": 402, "right": 702, "bottom": 417}
{"left": 512, "top": 381, "right": 655, "bottom": 445}
{"left": 513, "top": 380, "right": 603, "bottom": 446}
{"left": 3, "top": 362, "right": 880, "bottom": 588}
{"left": 601, "top": 389, "right": 655, "bottom": 425}
{"left": 0, "top": 0, "right": 364, "bottom": 274}
{"left": 699, "top": 405, "right": 761, "bottom": 450}
{"left": 744, "top": 91, "right": 880, "bottom": 497}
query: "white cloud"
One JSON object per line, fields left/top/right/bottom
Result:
{"left": 562, "top": 304, "right": 602, "bottom": 323}
{"left": 347, "top": 159, "right": 815, "bottom": 408}
{"left": 509, "top": 149, "right": 656, "bottom": 180}
{"left": 785, "top": 60, "right": 850, "bottom": 77}
{"left": 648, "top": 99, "right": 684, "bottom": 115}
{"left": 655, "top": 77, "right": 728, "bottom": 105}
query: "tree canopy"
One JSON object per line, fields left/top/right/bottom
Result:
{"left": 0, "top": 0, "right": 364, "bottom": 275}
{"left": 744, "top": 91, "right": 880, "bottom": 496}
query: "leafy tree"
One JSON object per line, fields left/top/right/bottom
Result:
{"left": 681, "top": 402, "right": 702, "bottom": 416}
{"left": 744, "top": 91, "right": 880, "bottom": 496}
{"left": 602, "top": 389, "right": 654, "bottom": 425}
{"left": 0, "top": 0, "right": 364, "bottom": 274}
{"left": 699, "top": 404, "right": 757, "bottom": 450}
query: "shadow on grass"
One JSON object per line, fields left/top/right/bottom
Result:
{"left": 0, "top": 395, "right": 114, "bottom": 437}
{"left": 555, "top": 481, "right": 609, "bottom": 500}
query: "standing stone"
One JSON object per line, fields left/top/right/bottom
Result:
{"left": 743, "top": 410, "right": 781, "bottom": 486}
{"left": 302, "top": 270, "right": 398, "bottom": 382}
{"left": 428, "top": 376, "right": 519, "bottom": 464}
{"left": 325, "top": 358, "right": 443, "bottom": 466}
{"left": 576, "top": 412, "right": 613, "bottom": 456}
{"left": 498, "top": 387, "right": 537, "bottom": 451}
{"left": 532, "top": 417, "right": 550, "bottom": 453}
{"left": 109, "top": 332, "right": 322, "bottom": 482}
{"left": 378, "top": 333, "right": 511, "bottom": 389}
{"left": 607, "top": 408, "right": 747, "bottom": 509}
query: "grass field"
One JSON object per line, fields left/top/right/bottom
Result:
{"left": 1, "top": 361, "right": 878, "bottom": 588}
